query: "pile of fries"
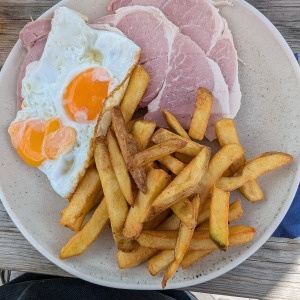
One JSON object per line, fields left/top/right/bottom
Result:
{"left": 59, "top": 65, "right": 293, "bottom": 287}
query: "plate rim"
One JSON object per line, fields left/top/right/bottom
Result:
{"left": 0, "top": 0, "right": 300, "bottom": 290}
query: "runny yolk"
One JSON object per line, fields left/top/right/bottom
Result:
{"left": 8, "top": 118, "right": 76, "bottom": 167}
{"left": 63, "top": 68, "right": 110, "bottom": 122}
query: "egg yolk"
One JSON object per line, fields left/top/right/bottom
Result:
{"left": 63, "top": 68, "right": 110, "bottom": 122}
{"left": 8, "top": 118, "right": 76, "bottom": 167}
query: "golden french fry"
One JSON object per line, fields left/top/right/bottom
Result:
{"left": 173, "top": 153, "right": 194, "bottom": 164}
{"left": 148, "top": 250, "right": 174, "bottom": 276}
{"left": 147, "top": 147, "right": 210, "bottom": 220}
{"left": 111, "top": 106, "right": 147, "bottom": 193}
{"left": 162, "top": 195, "right": 200, "bottom": 287}
{"left": 123, "top": 169, "right": 171, "bottom": 240}
{"left": 159, "top": 214, "right": 180, "bottom": 231}
{"left": 181, "top": 250, "right": 212, "bottom": 269}
{"left": 197, "top": 198, "right": 211, "bottom": 225}
{"left": 171, "top": 198, "right": 196, "bottom": 229}
{"left": 131, "top": 120, "right": 156, "bottom": 150}
{"left": 209, "top": 187, "right": 230, "bottom": 251}
{"left": 120, "top": 65, "right": 150, "bottom": 122}
{"left": 162, "top": 109, "right": 190, "bottom": 140}
{"left": 197, "top": 199, "right": 244, "bottom": 230}
{"left": 107, "top": 129, "right": 134, "bottom": 206}
{"left": 215, "top": 118, "right": 264, "bottom": 201}
{"left": 94, "top": 136, "right": 133, "bottom": 251}
{"left": 60, "top": 199, "right": 108, "bottom": 259}
{"left": 196, "top": 144, "right": 244, "bottom": 203}
{"left": 158, "top": 155, "right": 185, "bottom": 175}
{"left": 152, "top": 128, "right": 203, "bottom": 156}
{"left": 143, "top": 209, "right": 171, "bottom": 230}
{"left": 60, "top": 167, "right": 103, "bottom": 232}
{"left": 188, "top": 88, "right": 213, "bottom": 140}
{"left": 217, "top": 152, "right": 293, "bottom": 191}
{"left": 128, "top": 139, "right": 187, "bottom": 170}
{"left": 137, "top": 226, "right": 256, "bottom": 251}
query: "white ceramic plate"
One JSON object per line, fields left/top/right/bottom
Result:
{"left": 0, "top": 0, "right": 299, "bottom": 290}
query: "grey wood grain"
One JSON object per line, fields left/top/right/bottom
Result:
{"left": 0, "top": 1, "right": 300, "bottom": 299}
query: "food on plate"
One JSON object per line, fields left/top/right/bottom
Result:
{"left": 131, "top": 120, "right": 156, "bottom": 151}
{"left": 9, "top": 7, "right": 141, "bottom": 198}
{"left": 60, "top": 199, "right": 108, "bottom": 259}
{"left": 157, "top": 155, "right": 185, "bottom": 175}
{"left": 189, "top": 88, "right": 214, "bottom": 141}
{"left": 209, "top": 187, "right": 230, "bottom": 251}
{"left": 215, "top": 118, "right": 264, "bottom": 201}
{"left": 60, "top": 167, "right": 103, "bottom": 232}
{"left": 217, "top": 152, "right": 293, "bottom": 191}
{"left": 111, "top": 106, "right": 147, "bottom": 193}
{"left": 170, "top": 198, "right": 196, "bottom": 229}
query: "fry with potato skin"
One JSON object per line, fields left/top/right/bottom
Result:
{"left": 152, "top": 128, "right": 203, "bottom": 156}
{"left": 147, "top": 147, "right": 210, "bottom": 221}
{"left": 131, "top": 120, "right": 156, "bottom": 150}
{"left": 162, "top": 109, "right": 191, "bottom": 140}
{"left": 60, "top": 199, "right": 108, "bottom": 259}
{"left": 120, "top": 65, "right": 150, "bottom": 122}
{"left": 128, "top": 139, "right": 187, "bottom": 170}
{"left": 111, "top": 106, "right": 147, "bottom": 193}
{"left": 188, "top": 88, "right": 213, "bottom": 140}
{"left": 107, "top": 129, "right": 134, "bottom": 206}
{"left": 158, "top": 155, "right": 185, "bottom": 175}
{"left": 60, "top": 167, "right": 103, "bottom": 232}
{"left": 148, "top": 250, "right": 174, "bottom": 276}
{"left": 94, "top": 136, "right": 133, "bottom": 251}
{"left": 196, "top": 143, "right": 244, "bottom": 203}
{"left": 171, "top": 198, "right": 196, "bottom": 229}
{"left": 123, "top": 169, "right": 171, "bottom": 240}
{"left": 209, "top": 187, "right": 230, "bottom": 251}
{"left": 215, "top": 118, "right": 264, "bottom": 201}
{"left": 216, "top": 152, "right": 293, "bottom": 191}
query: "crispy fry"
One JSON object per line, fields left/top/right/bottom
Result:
{"left": 137, "top": 226, "right": 256, "bottom": 251}
{"left": 181, "top": 250, "right": 212, "bottom": 269}
{"left": 188, "top": 88, "right": 213, "bottom": 140}
{"left": 152, "top": 128, "right": 203, "bottom": 156}
{"left": 171, "top": 198, "right": 196, "bottom": 229}
{"left": 148, "top": 250, "right": 174, "bottom": 276}
{"left": 60, "top": 199, "right": 108, "bottom": 259}
{"left": 197, "top": 198, "right": 211, "bottom": 224}
{"left": 217, "top": 152, "right": 293, "bottom": 191}
{"left": 60, "top": 168, "right": 103, "bottom": 232}
{"left": 94, "top": 136, "right": 133, "bottom": 251}
{"left": 162, "top": 109, "right": 190, "bottom": 139}
{"left": 173, "top": 153, "right": 194, "bottom": 164}
{"left": 215, "top": 118, "right": 264, "bottom": 201}
{"left": 131, "top": 120, "right": 156, "bottom": 150}
{"left": 143, "top": 209, "right": 171, "bottom": 230}
{"left": 107, "top": 129, "right": 134, "bottom": 206}
{"left": 123, "top": 169, "right": 171, "bottom": 240}
{"left": 147, "top": 147, "right": 210, "bottom": 220}
{"left": 111, "top": 106, "right": 147, "bottom": 193}
{"left": 128, "top": 139, "right": 187, "bottom": 170}
{"left": 158, "top": 155, "right": 185, "bottom": 175}
{"left": 120, "top": 65, "right": 150, "bottom": 122}
{"left": 196, "top": 144, "right": 244, "bottom": 203}
{"left": 209, "top": 187, "right": 230, "bottom": 251}
{"left": 159, "top": 214, "right": 180, "bottom": 231}
{"left": 162, "top": 195, "right": 201, "bottom": 287}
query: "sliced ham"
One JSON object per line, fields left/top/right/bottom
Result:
{"left": 107, "top": 0, "right": 241, "bottom": 119}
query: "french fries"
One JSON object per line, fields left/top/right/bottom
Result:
{"left": 217, "top": 152, "right": 293, "bottom": 191}
{"left": 171, "top": 198, "right": 196, "bottom": 228}
{"left": 128, "top": 139, "right": 187, "bottom": 170}
{"left": 137, "top": 226, "right": 256, "bottom": 251}
{"left": 120, "top": 65, "right": 150, "bottom": 122}
{"left": 60, "top": 167, "right": 103, "bottom": 232}
{"left": 215, "top": 118, "right": 264, "bottom": 202}
{"left": 107, "top": 129, "right": 134, "bottom": 206}
{"left": 152, "top": 128, "right": 203, "bottom": 156}
{"left": 181, "top": 250, "right": 212, "bottom": 269}
{"left": 131, "top": 120, "right": 156, "bottom": 150}
{"left": 188, "top": 88, "right": 213, "bottom": 140}
{"left": 147, "top": 147, "right": 210, "bottom": 220}
{"left": 209, "top": 187, "right": 230, "bottom": 251}
{"left": 94, "top": 136, "right": 133, "bottom": 251}
{"left": 157, "top": 155, "right": 185, "bottom": 175}
{"left": 148, "top": 250, "right": 174, "bottom": 276}
{"left": 111, "top": 106, "right": 147, "bottom": 193}
{"left": 60, "top": 199, "right": 108, "bottom": 259}
{"left": 123, "top": 169, "right": 171, "bottom": 240}
{"left": 162, "top": 109, "right": 191, "bottom": 139}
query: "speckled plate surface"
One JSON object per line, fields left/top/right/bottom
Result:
{"left": 0, "top": 0, "right": 299, "bottom": 290}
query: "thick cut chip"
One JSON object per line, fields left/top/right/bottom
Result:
{"left": 131, "top": 120, "right": 156, "bottom": 150}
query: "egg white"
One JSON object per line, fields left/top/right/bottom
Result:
{"left": 12, "top": 7, "right": 141, "bottom": 198}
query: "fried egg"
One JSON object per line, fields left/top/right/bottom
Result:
{"left": 8, "top": 7, "right": 141, "bottom": 198}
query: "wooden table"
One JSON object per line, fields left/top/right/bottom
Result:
{"left": 0, "top": 1, "right": 299, "bottom": 299}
